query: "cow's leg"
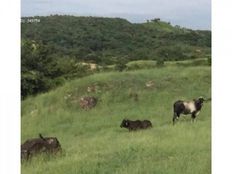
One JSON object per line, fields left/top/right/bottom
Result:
{"left": 24, "top": 151, "right": 31, "bottom": 161}
{"left": 173, "top": 113, "right": 176, "bottom": 125}
{"left": 191, "top": 112, "right": 196, "bottom": 123}
{"left": 173, "top": 112, "right": 179, "bottom": 125}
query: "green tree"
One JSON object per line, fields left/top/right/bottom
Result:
{"left": 115, "top": 61, "right": 127, "bottom": 72}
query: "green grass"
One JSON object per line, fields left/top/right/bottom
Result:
{"left": 21, "top": 66, "right": 211, "bottom": 174}
{"left": 104, "top": 58, "right": 209, "bottom": 71}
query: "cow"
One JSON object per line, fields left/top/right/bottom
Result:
{"left": 173, "top": 97, "right": 206, "bottom": 125}
{"left": 120, "top": 119, "right": 152, "bottom": 131}
{"left": 141, "top": 120, "right": 153, "bottom": 129}
{"left": 21, "top": 134, "right": 62, "bottom": 160}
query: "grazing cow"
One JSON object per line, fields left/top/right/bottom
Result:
{"left": 120, "top": 119, "right": 152, "bottom": 131}
{"left": 173, "top": 97, "right": 205, "bottom": 124}
{"left": 21, "top": 134, "right": 62, "bottom": 160}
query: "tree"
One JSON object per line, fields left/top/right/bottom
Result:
{"left": 115, "top": 61, "right": 127, "bottom": 72}
{"left": 207, "top": 56, "right": 211, "bottom": 66}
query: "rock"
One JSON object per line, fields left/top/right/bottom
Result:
{"left": 145, "top": 81, "right": 155, "bottom": 88}
{"left": 79, "top": 96, "right": 98, "bottom": 110}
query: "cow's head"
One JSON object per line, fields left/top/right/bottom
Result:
{"left": 198, "top": 97, "right": 205, "bottom": 103}
{"left": 47, "top": 137, "right": 62, "bottom": 153}
{"left": 39, "top": 134, "right": 62, "bottom": 153}
{"left": 46, "top": 137, "right": 62, "bottom": 151}
{"left": 120, "top": 119, "right": 129, "bottom": 128}
{"left": 194, "top": 97, "right": 205, "bottom": 110}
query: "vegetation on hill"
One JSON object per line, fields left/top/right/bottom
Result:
{"left": 22, "top": 15, "right": 211, "bottom": 63}
{"left": 21, "top": 15, "right": 211, "bottom": 98}
{"left": 21, "top": 66, "right": 211, "bottom": 174}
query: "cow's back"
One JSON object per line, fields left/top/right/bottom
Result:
{"left": 174, "top": 100, "right": 185, "bottom": 112}
{"left": 141, "top": 120, "right": 152, "bottom": 128}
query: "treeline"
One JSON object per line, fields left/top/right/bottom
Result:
{"left": 21, "top": 15, "right": 211, "bottom": 99}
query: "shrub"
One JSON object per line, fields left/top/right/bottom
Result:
{"left": 115, "top": 62, "right": 127, "bottom": 72}
{"left": 156, "top": 58, "right": 164, "bottom": 67}
{"left": 207, "top": 56, "right": 211, "bottom": 66}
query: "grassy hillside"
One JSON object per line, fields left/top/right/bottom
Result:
{"left": 21, "top": 66, "right": 211, "bottom": 174}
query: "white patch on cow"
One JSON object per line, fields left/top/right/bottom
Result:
{"left": 125, "top": 122, "right": 128, "bottom": 126}
{"left": 48, "top": 139, "right": 54, "bottom": 144}
{"left": 183, "top": 101, "right": 196, "bottom": 113}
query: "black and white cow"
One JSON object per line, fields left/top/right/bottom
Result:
{"left": 172, "top": 97, "right": 205, "bottom": 124}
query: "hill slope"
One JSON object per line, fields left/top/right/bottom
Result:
{"left": 21, "top": 66, "right": 211, "bottom": 174}
{"left": 21, "top": 15, "right": 211, "bottom": 64}
{"left": 21, "top": 15, "right": 211, "bottom": 98}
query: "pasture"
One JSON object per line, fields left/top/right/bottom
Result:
{"left": 21, "top": 66, "right": 211, "bottom": 174}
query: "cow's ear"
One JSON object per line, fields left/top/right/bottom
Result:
{"left": 47, "top": 139, "right": 54, "bottom": 144}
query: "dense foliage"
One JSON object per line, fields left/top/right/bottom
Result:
{"left": 21, "top": 15, "right": 211, "bottom": 98}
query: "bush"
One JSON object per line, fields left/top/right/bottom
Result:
{"left": 115, "top": 62, "right": 127, "bottom": 72}
{"left": 207, "top": 56, "right": 211, "bottom": 66}
{"left": 21, "top": 71, "right": 51, "bottom": 99}
{"left": 156, "top": 58, "right": 164, "bottom": 67}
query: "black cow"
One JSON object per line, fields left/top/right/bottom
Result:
{"left": 141, "top": 120, "right": 153, "bottom": 129}
{"left": 21, "top": 134, "right": 62, "bottom": 160}
{"left": 120, "top": 119, "right": 152, "bottom": 131}
{"left": 173, "top": 97, "right": 205, "bottom": 124}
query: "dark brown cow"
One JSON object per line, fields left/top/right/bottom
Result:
{"left": 21, "top": 134, "right": 62, "bottom": 160}
{"left": 120, "top": 119, "right": 152, "bottom": 131}
{"left": 141, "top": 120, "right": 153, "bottom": 129}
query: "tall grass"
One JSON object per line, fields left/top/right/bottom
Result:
{"left": 21, "top": 66, "right": 211, "bottom": 174}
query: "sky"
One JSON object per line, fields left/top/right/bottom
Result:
{"left": 21, "top": 0, "right": 211, "bottom": 30}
